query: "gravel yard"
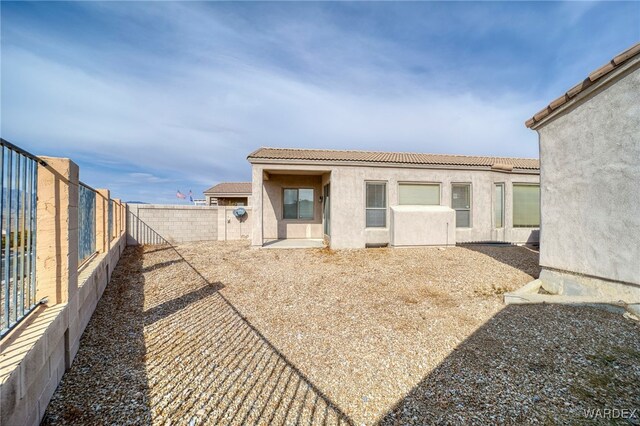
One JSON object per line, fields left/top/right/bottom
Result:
{"left": 42, "top": 241, "right": 639, "bottom": 425}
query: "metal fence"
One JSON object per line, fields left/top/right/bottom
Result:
{"left": 0, "top": 139, "right": 42, "bottom": 337}
{"left": 108, "top": 199, "right": 114, "bottom": 243}
{"left": 78, "top": 183, "right": 96, "bottom": 265}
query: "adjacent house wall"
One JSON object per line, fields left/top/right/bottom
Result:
{"left": 536, "top": 62, "right": 640, "bottom": 286}
{"left": 251, "top": 163, "right": 539, "bottom": 249}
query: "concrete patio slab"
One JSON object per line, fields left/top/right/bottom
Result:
{"left": 262, "top": 239, "right": 325, "bottom": 249}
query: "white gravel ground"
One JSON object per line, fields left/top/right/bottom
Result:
{"left": 42, "top": 241, "right": 639, "bottom": 425}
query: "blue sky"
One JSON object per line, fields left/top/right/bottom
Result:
{"left": 1, "top": 2, "right": 638, "bottom": 203}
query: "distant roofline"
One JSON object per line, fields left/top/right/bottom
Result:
{"left": 247, "top": 147, "right": 539, "bottom": 172}
{"left": 204, "top": 181, "right": 252, "bottom": 195}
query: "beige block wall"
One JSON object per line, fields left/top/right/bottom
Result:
{"left": 126, "top": 204, "right": 252, "bottom": 245}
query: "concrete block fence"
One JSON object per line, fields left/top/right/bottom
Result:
{"left": 1, "top": 156, "right": 128, "bottom": 426}
{"left": 127, "top": 204, "right": 251, "bottom": 245}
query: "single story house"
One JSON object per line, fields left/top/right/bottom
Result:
{"left": 203, "top": 182, "right": 252, "bottom": 206}
{"left": 248, "top": 147, "right": 540, "bottom": 249}
{"left": 525, "top": 42, "right": 639, "bottom": 312}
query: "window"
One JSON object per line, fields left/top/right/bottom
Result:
{"left": 398, "top": 183, "right": 440, "bottom": 205}
{"left": 513, "top": 184, "right": 540, "bottom": 227}
{"left": 209, "top": 197, "right": 217, "bottom": 206}
{"left": 283, "top": 188, "right": 314, "bottom": 219}
{"left": 451, "top": 183, "right": 471, "bottom": 228}
{"left": 366, "top": 182, "right": 386, "bottom": 227}
{"left": 494, "top": 183, "right": 504, "bottom": 228}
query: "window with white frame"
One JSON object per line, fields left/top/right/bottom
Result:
{"left": 451, "top": 183, "right": 471, "bottom": 228}
{"left": 398, "top": 183, "right": 440, "bottom": 205}
{"left": 365, "top": 182, "right": 386, "bottom": 227}
{"left": 513, "top": 184, "right": 540, "bottom": 227}
{"left": 494, "top": 183, "right": 505, "bottom": 228}
{"left": 283, "top": 188, "right": 314, "bottom": 219}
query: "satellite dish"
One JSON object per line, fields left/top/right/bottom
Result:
{"left": 233, "top": 207, "right": 247, "bottom": 218}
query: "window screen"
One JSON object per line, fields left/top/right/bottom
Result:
{"left": 283, "top": 188, "right": 314, "bottom": 220}
{"left": 399, "top": 184, "right": 440, "bottom": 205}
{"left": 494, "top": 183, "right": 504, "bottom": 228}
{"left": 513, "top": 184, "right": 540, "bottom": 227}
{"left": 366, "top": 182, "right": 386, "bottom": 227}
{"left": 452, "top": 184, "right": 471, "bottom": 228}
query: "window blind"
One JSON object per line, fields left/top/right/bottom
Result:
{"left": 513, "top": 184, "right": 540, "bottom": 227}
{"left": 398, "top": 184, "right": 440, "bottom": 205}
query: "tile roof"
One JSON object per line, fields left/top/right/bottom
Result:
{"left": 526, "top": 42, "right": 640, "bottom": 128}
{"left": 204, "top": 182, "right": 252, "bottom": 194}
{"left": 247, "top": 147, "right": 539, "bottom": 170}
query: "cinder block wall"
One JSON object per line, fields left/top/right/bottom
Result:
{"left": 0, "top": 157, "right": 128, "bottom": 426}
{"left": 127, "top": 204, "right": 252, "bottom": 245}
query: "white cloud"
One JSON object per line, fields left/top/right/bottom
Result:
{"left": 1, "top": 2, "right": 551, "bottom": 202}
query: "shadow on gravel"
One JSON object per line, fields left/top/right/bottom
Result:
{"left": 140, "top": 242, "right": 355, "bottom": 426}
{"left": 378, "top": 304, "right": 640, "bottom": 425}
{"left": 43, "top": 231, "right": 354, "bottom": 425}
{"left": 460, "top": 244, "right": 541, "bottom": 278}
{"left": 42, "top": 245, "right": 153, "bottom": 425}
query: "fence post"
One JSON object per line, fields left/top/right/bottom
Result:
{"left": 35, "top": 157, "right": 79, "bottom": 306}
{"left": 95, "top": 189, "right": 110, "bottom": 254}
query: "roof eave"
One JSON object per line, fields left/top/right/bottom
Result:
{"left": 526, "top": 47, "right": 640, "bottom": 130}
{"left": 247, "top": 157, "right": 539, "bottom": 173}
{"left": 204, "top": 192, "right": 252, "bottom": 197}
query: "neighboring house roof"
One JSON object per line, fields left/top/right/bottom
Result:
{"left": 247, "top": 147, "right": 539, "bottom": 171}
{"left": 204, "top": 182, "right": 252, "bottom": 196}
{"left": 526, "top": 42, "right": 640, "bottom": 129}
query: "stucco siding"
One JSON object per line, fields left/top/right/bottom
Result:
{"left": 252, "top": 163, "right": 539, "bottom": 249}
{"left": 537, "top": 64, "right": 640, "bottom": 285}
{"left": 262, "top": 174, "right": 324, "bottom": 240}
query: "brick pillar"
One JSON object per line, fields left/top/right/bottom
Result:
{"left": 95, "top": 189, "right": 110, "bottom": 254}
{"left": 35, "top": 157, "right": 79, "bottom": 305}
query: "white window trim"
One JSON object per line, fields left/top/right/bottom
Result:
{"left": 493, "top": 182, "right": 505, "bottom": 229}
{"left": 365, "top": 181, "right": 388, "bottom": 229}
{"left": 512, "top": 182, "right": 540, "bottom": 229}
{"left": 451, "top": 182, "right": 472, "bottom": 228}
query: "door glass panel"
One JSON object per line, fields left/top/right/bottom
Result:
{"left": 283, "top": 189, "right": 298, "bottom": 219}
{"left": 298, "top": 189, "right": 314, "bottom": 219}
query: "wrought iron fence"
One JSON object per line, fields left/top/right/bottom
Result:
{"left": 1, "top": 139, "right": 43, "bottom": 337}
{"left": 78, "top": 183, "right": 96, "bottom": 265}
{"left": 108, "top": 199, "right": 114, "bottom": 242}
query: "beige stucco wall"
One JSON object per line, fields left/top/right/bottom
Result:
{"left": 534, "top": 60, "right": 640, "bottom": 286}
{"left": 390, "top": 205, "right": 456, "bottom": 247}
{"left": 251, "top": 163, "right": 539, "bottom": 249}
{"left": 262, "top": 174, "right": 324, "bottom": 241}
